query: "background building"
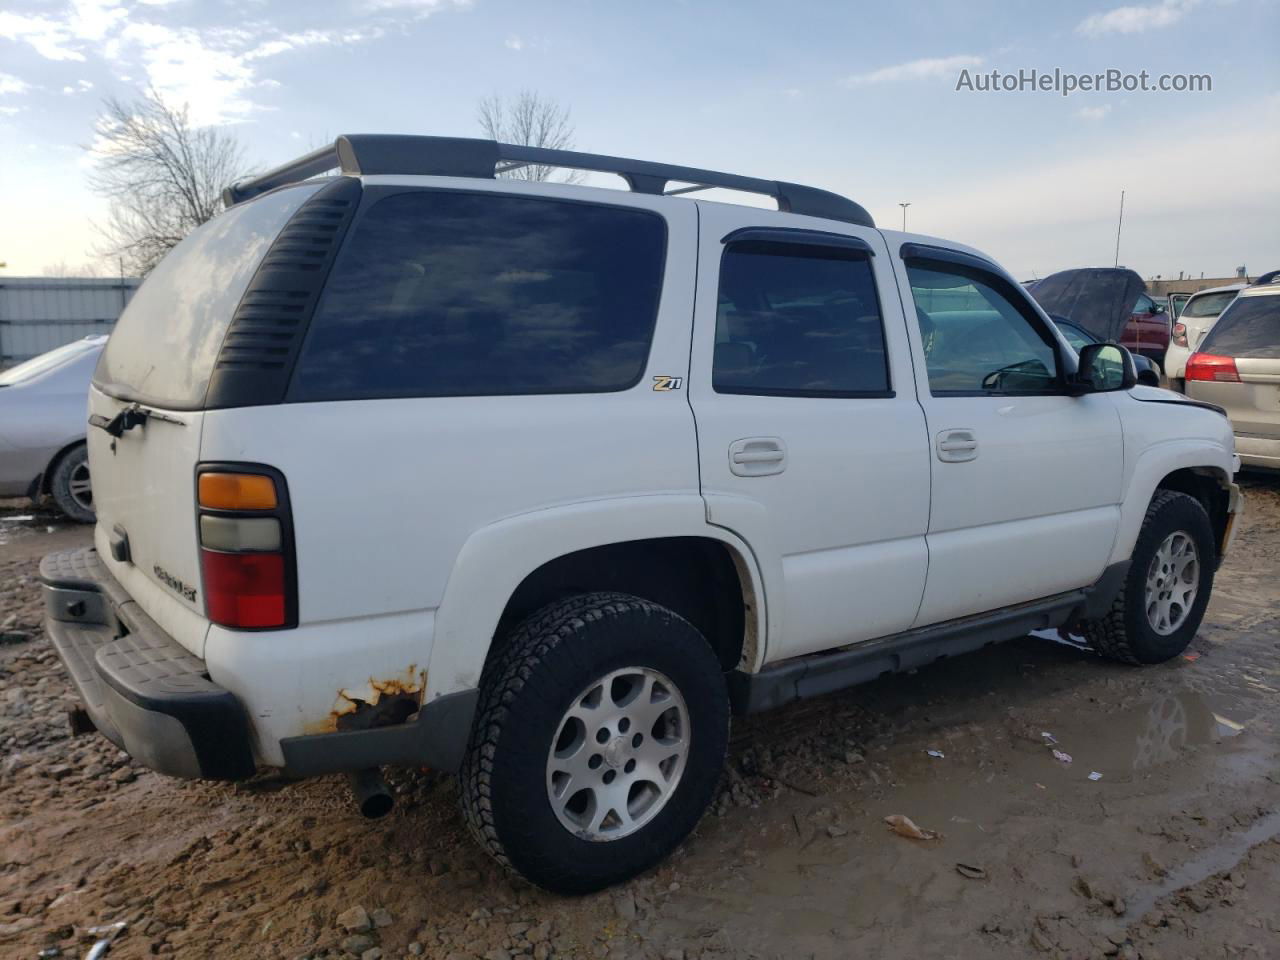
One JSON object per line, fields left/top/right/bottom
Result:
{"left": 0, "top": 277, "right": 139, "bottom": 368}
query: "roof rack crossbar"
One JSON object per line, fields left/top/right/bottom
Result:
{"left": 223, "top": 135, "right": 875, "bottom": 227}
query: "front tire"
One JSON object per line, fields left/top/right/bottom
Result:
{"left": 49, "top": 444, "right": 95, "bottom": 524}
{"left": 460, "top": 592, "right": 729, "bottom": 894}
{"left": 1082, "top": 490, "right": 1214, "bottom": 664}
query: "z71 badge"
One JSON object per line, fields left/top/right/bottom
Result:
{"left": 652, "top": 375, "right": 684, "bottom": 392}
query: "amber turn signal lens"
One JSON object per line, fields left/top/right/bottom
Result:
{"left": 198, "top": 472, "right": 278, "bottom": 510}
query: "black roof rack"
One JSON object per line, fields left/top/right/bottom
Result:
{"left": 1250, "top": 269, "right": 1280, "bottom": 287}
{"left": 222, "top": 134, "right": 875, "bottom": 228}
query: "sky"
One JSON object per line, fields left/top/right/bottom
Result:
{"left": 0, "top": 0, "right": 1277, "bottom": 281}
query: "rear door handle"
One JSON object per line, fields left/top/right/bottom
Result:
{"left": 729, "top": 437, "right": 787, "bottom": 477}
{"left": 936, "top": 428, "right": 978, "bottom": 463}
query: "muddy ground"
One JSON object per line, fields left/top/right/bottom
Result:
{"left": 2, "top": 478, "right": 1279, "bottom": 960}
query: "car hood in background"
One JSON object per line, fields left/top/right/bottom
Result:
{"left": 1028, "top": 268, "right": 1146, "bottom": 344}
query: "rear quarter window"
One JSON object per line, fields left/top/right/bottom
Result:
{"left": 94, "top": 183, "right": 324, "bottom": 409}
{"left": 1183, "top": 291, "right": 1238, "bottom": 318}
{"left": 1198, "top": 296, "right": 1280, "bottom": 358}
{"left": 288, "top": 190, "right": 668, "bottom": 401}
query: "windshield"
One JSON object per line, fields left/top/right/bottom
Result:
{"left": 1199, "top": 295, "right": 1280, "bottom": 359}
{"left": 1183, "top": 290, "right": 1239, "bottom": 318}
{"left": 0, "top": 338, "right": 101, "bottom": 387}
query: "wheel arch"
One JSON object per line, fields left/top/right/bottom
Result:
{"left": 423, "top": 495, "right": 768, "bottom": 704}
{"left": 1109, "top": 441, "right": 1235, "bottom": 568}
{"left": 39, "top": 437, "right": 87, "bottom": 496}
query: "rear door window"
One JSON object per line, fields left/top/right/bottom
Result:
{"left": 1198, "top": 296, "right": 1280, "bottom": 358}
{"left": 289, "top": 190, "right": 667, "bottom": 401}
{"left": 94, "top": 182, "right": 323, "bottom": 408}
{"left": 713, "top": 238, "right": 890, "bottom": 396}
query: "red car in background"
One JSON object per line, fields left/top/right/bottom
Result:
{"left": 1119, "top": 290, "right": 1172, "bottom": 371}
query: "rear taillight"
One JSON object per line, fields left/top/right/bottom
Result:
{"left": 197, "top": 467, "right": 296, "bottom": 629}
{"left": 1185, "top": 353, "right": 1240, "bottom": 383}
{"left": 1172, "top": 322, "right": 1188, "bottom": 347}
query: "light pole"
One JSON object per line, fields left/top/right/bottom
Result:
{"left": 898, "top": 202, "right": 911, "bottom": 231}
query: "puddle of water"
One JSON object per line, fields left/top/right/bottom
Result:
{"left": 1028, "top": 692, "right": 1249, "bottom": 778}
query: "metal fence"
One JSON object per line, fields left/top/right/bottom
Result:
{"left": 0, "top": 277, "right": 140, "bottom": 367}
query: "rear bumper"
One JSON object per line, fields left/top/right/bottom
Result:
{"left": 41, "top": 546, "right": 479, "bottom": 780}
{"left": 1235, "top": 434, "right": 1280, "bottom": 470}
{"left": 40, "top": 548, "right": 255, "bottom": 780}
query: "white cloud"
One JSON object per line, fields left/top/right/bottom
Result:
{"left": 119, "top": 22, "right": 258, "bottom": 124}
{"left": 0, "top": 72, "right": 31, "bottom": 97}
{"left": 1076, "top": 104, "right": 1112, "bottom": 119}
{"left": 0, "top": 2, "right": 451, "bottom": 126}
{"left": 363, "top": 0, "right": 471, "bottom": 11}
{"left": 504, "top": 34, "right": 524, "bottom": 51}
{"left": 1077, "top": 0, "right": 1199, "bottom": 36}
{"left": 0, "top": 12, "right": 87, "bottom": 61}
{"left": 845, "top": 54, "right": 984, "bottom": 86}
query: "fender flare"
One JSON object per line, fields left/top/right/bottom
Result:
{"left": 1108, "top": 439, "right": 1234, "bottom": 566}
{"left": 423, "top": 494, "right": 771, "bottom": 702}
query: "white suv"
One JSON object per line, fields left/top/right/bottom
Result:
{"left": 42, "top": 135, "right": 1243, "bottom": 893}
{"left": 1165, "top": 282, "right": 1245, "bottom": 389}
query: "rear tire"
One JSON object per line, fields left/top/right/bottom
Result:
{"left": 1082, "top": 490, "right": 1214, "bottom": 664}
{"left": 460, "top": 592, "right": 729, "bottom": 894}
{"left": 49, "top": 445, "right": 95, "bottom": 524}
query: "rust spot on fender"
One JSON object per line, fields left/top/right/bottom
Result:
{"left": 309, "top": 665, "right": 426, "bottom": 734}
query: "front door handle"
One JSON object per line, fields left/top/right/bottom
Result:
{"left": 936, "top": 428, "right": 978, "bottom": 463}
{"left": 729, "top": 437, "right": 787, "bottom": 477}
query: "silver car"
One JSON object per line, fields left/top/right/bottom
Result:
{"left": 0, "top": 335, "right": 106, "bottom": 521}
{"left": 1185, "top": 272, "right": 1280, "bottom": 471}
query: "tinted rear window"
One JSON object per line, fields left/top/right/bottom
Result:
{"left": 1198, "top": 296, "right": 1280, "bottom": 358}
{"left": 94, "top": 183, "right": 323, "bottom": 408}
{"left": 1183, "top": 290, "right": 1238, "bottom": 318}
{"left": 289, "top": 190, "right": 667, "bottom": 401}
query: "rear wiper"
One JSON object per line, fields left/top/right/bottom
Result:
{"left": 89, "top": 402, "right": 186, "bottom": 438}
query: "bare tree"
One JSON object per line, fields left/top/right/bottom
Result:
{"left": 41, "top": 260, "right": 97, "bottom": 278}
{"left": 477, "top": 91, "right": 585, "bottom": 184}
{"left": 88, "top": 89, "right": 252, "bottom": 275}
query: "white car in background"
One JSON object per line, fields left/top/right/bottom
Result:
{"left": 0, "top": 336, "right": 106, "bottom": 522}
{"left": 1165, "top": 283, "right": 1245, "bottom": 390}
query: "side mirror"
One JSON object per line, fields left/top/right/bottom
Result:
{"left": 1073, "top": 342, "right": 1138, "bottom": 393}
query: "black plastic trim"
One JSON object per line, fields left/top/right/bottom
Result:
{"left": 40, "top": 547, "right": 256, "bottom": 781}
{"left": 224, "top": 134, "right": 875, "bottom": 228}
{"left": 720, "top": 226, "right": 875, "bottom": 256}
{"left": 195, "top": 462, "right": 299, "bottom": 630}
{"left": 1130, "top": 393, "right": 1228, "bottom": 417}
{"left": 280, "top": 687, "right": 481, "bottom": 775}
{"left": 729, "top": 581, "right": 1115, "bottom": 714}
{"left": 204, "top": 177, "right": 362, "bottom": 410}
{"left": 899, "top": 241, "right": 1002, "bottom": 276}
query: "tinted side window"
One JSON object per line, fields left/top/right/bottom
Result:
{"left": 907, "top": 262, "right": 1060, "bottom": 395}
{"left": 713, "top": 241, "right": 890, "bottom": 397}
{"left": 290, "top": 191, "right": 667, "bottom": 401}
{"left": 1198, "top": 296, "right": 1280, "bottom": 358}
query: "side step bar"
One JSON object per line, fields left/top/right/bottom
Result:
{"left": 728, "top": 562, "right": 1127, "bottom": 715}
